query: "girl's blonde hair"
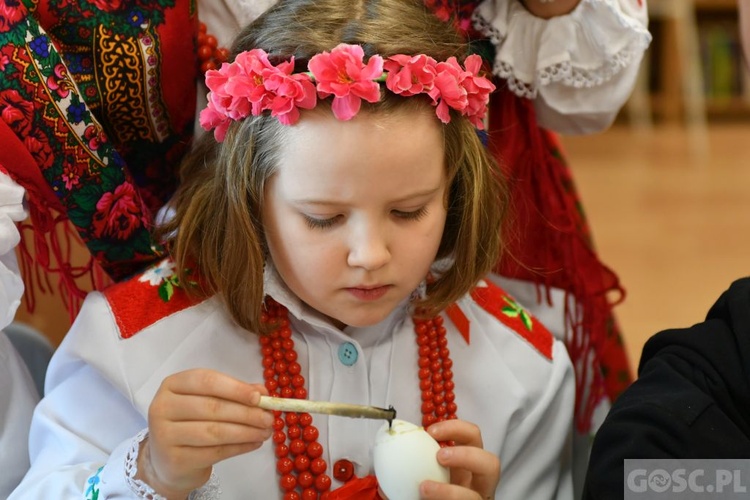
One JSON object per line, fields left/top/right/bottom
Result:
{"left": 158, "top": 0, "right": 508, "bottom": 333}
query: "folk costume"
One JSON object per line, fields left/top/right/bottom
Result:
{"left": 0, "top": 0, "right": 197, "bottom": 313}
{"left": 10, "top": 259, "right": 574, "bottom": 499}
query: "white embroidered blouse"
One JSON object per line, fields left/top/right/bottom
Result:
{"left": 10, "top": 263, "right": 574, "bottom": 499}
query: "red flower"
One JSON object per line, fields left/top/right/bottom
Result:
{"left": 384, "top": 54, "right": 437, "bottom": 97}
{"left": 24, "top": 129, "right": 53, "bottom": 169}
{"left": 0, "top": 53, "right": 9, "bottom": 72}
{"left": 91, "top": 0, "right": 122, "bottom": 12}
{"left": 0, "top": 0, "right": 27, "bottom": 34}
{"left": 46, "top": 63, "right": 73, "bottom": 99}
{"left": 62, "top": 164, "right": 81, "bottom": 190}
{"left": 0, "top": 89, "right": 34, "bottom": 136}
{"left": 83, "top": 125, "right": 107, "bottom": 151}
{"left": 309, "top": 44, "right": 383, "bottom": 121}
{"left": 92, "top": 182, "right": 145, "bottom": 241}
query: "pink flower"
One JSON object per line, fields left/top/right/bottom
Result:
{"left": 309, "top": 44, "right": 383, "bottom": 121}
{"left": 384, "top": 54, "right": 437, "bottom": 97}
{"left": 199, "top": 104, "right": 231, "bottom": 142}
{"left": 429, "top": 57, "right": 468, "bottom": 124}
{"left": 0, "top": 54, "right": 9, "bottom": 72}
{"left": 223, "top": 49, "right": 277, "bottom": 118}
{"left": 460, "top": 55, "right": 495, "bottom": 129}
{"left": 262, "top": 64, "right": 317, "bottom": 125}
{"left": 200, "top": 50, "right": 317, "bottom": 139}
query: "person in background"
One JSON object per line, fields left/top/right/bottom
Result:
{"left": 583, "top": 6, "right": 750, "bottom": 496}
{"left": 10, "top": 1, "right": 575, "bottom": 497}
{"left": 0, "top": 173, "right": 36, "bottom": 497}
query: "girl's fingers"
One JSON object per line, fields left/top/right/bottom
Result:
{"left": 155, "top": 393, "right": 274, "bottom": 427}
{"left": 159, "top": 420, "right": 274, "bottom": 448}
{"left": 159, "top": 369, "right": 267, "bottom": 405}
{"left": 426, "top": 420, "right": 483, "bottom": 448}
{"left": 437, "top": 446, "right": 501, "bottom": 480}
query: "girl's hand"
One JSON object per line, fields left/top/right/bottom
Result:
{"left": 137, "top": 369, "right": 273, "bottom": 499}
{"left": 421, "top": 420, "right": 501, "bottom": 500}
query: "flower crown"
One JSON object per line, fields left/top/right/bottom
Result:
{"left": 200, "top": 43, "right": 495, "bottom": 142}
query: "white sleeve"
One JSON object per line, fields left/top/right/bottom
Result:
{"left": 474, "top": 0, "right": 652, "bottom": 134}
{"left": 0, "top": 332, "right": 38, "bottom": 499}
{"left": 8, "top": 294, "right": 149, "bottom": 499}
{"left": 0, "top": 172, "right": 27, "bottom": 330}
{"left": 8, "top": 294, "right": 219, "bottom": 499}
{"left": 496, "top": 340, "right": 575, "bottom": 499}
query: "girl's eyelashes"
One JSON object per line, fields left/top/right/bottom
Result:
{"left": 393, "top": 206, "right": 428, "bottom": 221}
{"left": 303, "top": 215, "right": 340, "bottom": 230}
{"left": 302, "top": 207, "right": 429, "bottom": 230}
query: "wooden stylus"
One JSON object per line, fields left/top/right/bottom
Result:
{"left": 258, "top": 395, "right": 397, "bottom": 423}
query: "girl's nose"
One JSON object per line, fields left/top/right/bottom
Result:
{"left": 346, "top": 223, "right": 391, "bottom": 271}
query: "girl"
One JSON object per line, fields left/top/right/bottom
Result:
{"left": 11, "top": 1, "right": 574, "bottom": 499}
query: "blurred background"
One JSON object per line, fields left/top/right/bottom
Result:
{"left": 13, "top": 0, "right": 750, "bottom": 375}
{"left": 561, "top": 0, "right": 750, "bottom": 371}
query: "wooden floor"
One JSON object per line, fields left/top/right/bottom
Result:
{"left": 561, "top": 122, "right": 750, "bottom": 371}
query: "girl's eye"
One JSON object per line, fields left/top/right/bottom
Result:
{"left": 393, "top": 206, "right": 428, "bottom": 221}
{"left": 303, "top": 215, "right": 340, "bottom": 229}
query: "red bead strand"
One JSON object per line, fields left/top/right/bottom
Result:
{"left": 261, "top": 298, "right": 458, "bottom": 497}
{"left": 414, "top": 314, "right": 457, "bottom": 446}
{"left": 197, "top": 22, "right": 229, "bottom": 75}
{"left": 261, "top": 300, "right": 332, "bottom": 499}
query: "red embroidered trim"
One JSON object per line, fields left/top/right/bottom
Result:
{"left": 103, "top": 260, "right": 202, "bottom": 339}
{"left": 471, "top": 281, "right": 554, "bottom": 360}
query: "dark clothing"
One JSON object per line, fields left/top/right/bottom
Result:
{"left": 583, "top": 277, "right": 750, "bottom": 499}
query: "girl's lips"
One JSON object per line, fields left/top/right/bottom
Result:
{"left": 346, "top": 285, "right": 391, "bottom": 301}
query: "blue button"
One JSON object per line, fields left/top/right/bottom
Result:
{"left": 338, "top": 342, "right": 358, "bottom": 366}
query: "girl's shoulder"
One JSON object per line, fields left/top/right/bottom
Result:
{"left": 455, "top": 278, "right": 555, "bottom": 362}
{"left": 101, "top": 258, "right": 209, "bottom": 340}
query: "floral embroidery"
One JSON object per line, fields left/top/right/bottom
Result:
{"left": 501, "top": 296, "right": 533, "bottom": 331}
{"left": 138, "top": 258, "right": 176, "bottom": 286}
{"left": 137, "top": 259, "right": 198, "bottom": 303}
{"left": 85, "top": 466, "right": 104, "bottom": 500}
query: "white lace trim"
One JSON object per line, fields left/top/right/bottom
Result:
{"left": 472, "top": 0, "right": 652, "bottom": 99}
{"left": 125, "top": 429, "right": 221, "bottom": 499}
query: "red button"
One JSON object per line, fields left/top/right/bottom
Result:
{"left": 333, "top": 459, "right": 354, "bottom": 482}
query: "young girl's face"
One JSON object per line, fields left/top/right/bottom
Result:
{"left": 263, "top": 107, "right": 447, "bottom": 329}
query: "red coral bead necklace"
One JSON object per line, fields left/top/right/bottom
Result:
{"left": 260, "top": 298, "right": 457, "bottom": 500}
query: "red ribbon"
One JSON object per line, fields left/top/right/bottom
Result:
{"left": 328, "top": 475, "right": 382, "bottom": 500}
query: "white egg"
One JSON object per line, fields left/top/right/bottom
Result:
{"left": 372, "top": 419, "right": 449, "bottom": 500}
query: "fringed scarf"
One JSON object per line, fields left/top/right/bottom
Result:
{"left": 0, "top": 0, "right": 196, "bottom": 316}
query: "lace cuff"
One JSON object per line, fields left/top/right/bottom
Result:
{"left": 473, "top": 0, "right": 652, "bottom": 99}
{"left": 124, "top": 429, "right": 221, "bottom": 499}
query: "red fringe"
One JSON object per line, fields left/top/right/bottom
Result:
{"left": 17, "top": 195, "right": 110, "bottom": 323}
{"left": 487, "top": 87, "right": 630, "bottom": 433}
